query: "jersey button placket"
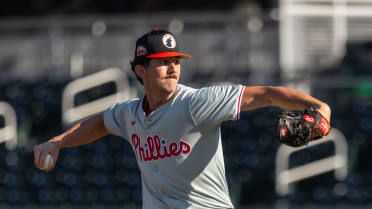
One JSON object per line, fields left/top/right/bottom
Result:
{"left": 143, "top": 118, "right": 149, "bottom": 128}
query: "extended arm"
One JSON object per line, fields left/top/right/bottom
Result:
{"left": 34, "top": 112, "right": 109, "bottom": 171}
{"left": 240, "top": 86, "right": 331, "bottom": 122}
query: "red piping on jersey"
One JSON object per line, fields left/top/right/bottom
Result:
{"left": 237, "top": 86, "right": 245, "bottom": 120}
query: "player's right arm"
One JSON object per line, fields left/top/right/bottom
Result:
{"left": 240, "top": 86, "right": 331, "bottom": 122}
{"left": 34, "top": 112, "right": 109, "bottom": 171}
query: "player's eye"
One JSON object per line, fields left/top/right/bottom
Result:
{"left": 173, "top": 59, "right": 180, "bottom": 65}
{"left": 160, "top": 60, "right": 169, "bottom": 65}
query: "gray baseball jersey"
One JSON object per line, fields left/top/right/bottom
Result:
{"left": 104, "top": 84, "right": 245, "bottom": 209}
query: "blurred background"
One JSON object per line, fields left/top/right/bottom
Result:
{"left": 0, "top": 0, "right": 372, "bottom": 208}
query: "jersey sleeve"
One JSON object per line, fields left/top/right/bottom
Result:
{"left": 103, "top": 102, "right": 129, "bottom": 139}
{"left": 189, "top": 85, "right": 245, "bottom": 127}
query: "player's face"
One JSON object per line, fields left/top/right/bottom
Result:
{"left": 145, "top": 57, "right": 181, "bottom": 94}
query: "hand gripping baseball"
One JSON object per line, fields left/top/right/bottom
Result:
{"left": 34, "top": 141, "right": 60, "bottom": 172}
{"left": 273, "top": 108, "right": 331, "bottom": 147}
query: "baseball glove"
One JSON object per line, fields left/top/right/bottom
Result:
{"left": 273, "top": 108, "right": 331, "bottom": 147}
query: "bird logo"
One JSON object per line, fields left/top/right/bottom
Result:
{"left": 162, "top": 34, "right": 176, "bottom": 48}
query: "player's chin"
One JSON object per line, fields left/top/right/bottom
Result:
{"left": 161, "top": 80, "right": 178, "bottom": 92}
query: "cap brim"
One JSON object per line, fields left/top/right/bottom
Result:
{"left": 146, "top": 52, "right": 191, "bottom": 59}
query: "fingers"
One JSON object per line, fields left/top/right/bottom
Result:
{"left": 34, "top": 145, "right": 43, "bottom": 168}
{"left": 33, "top": 142, "right": 59, "bottom": 172}
{"left": 39, "top": 150, "right": 48, "bottom": 170}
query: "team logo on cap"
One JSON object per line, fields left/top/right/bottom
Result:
{"left": 136, "top": 45, "right": 147, "bottom": 56}
{"left": 162, "top": 34, "right": 176, "bottom": 48}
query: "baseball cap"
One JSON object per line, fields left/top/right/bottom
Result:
{"left": 134, "top": 28, "right": 191, "bottom": 59}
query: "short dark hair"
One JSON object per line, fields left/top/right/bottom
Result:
{"left": 130, "top": 57, "right": 151, "bottom": 84}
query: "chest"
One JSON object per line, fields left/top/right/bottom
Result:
{"left": 127, "top": 102, "right": 197, "bottom": 164}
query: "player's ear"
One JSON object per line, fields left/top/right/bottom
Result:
{"left": 135, "top": 65, "right": 147, "bottom": 80}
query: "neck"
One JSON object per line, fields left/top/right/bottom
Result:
{"left": 143, "top": 86, "right": 177, "bottom": 110}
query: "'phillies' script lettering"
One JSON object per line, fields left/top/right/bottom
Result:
{"left": 131, "top": 134, "right": 191, "bottom": 162}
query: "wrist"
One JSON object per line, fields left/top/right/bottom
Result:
{"left": 48, "top": 137, "right": 64, "bottom": 149}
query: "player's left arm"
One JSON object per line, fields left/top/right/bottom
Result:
{"left": 240, "top": 86, "right": 331, "bottom": 122}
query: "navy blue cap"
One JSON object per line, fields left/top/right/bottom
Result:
{"left": 135, "top": 28, "right": 191, "bottom": 59}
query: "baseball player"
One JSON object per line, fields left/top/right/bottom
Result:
{"left": 34, "top": 29, "right": 331, "bottom": 209}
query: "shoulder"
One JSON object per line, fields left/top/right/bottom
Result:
{"left": 175, "top": 84, "right": 243, "bottom": 103}
{"left": 177, "top": 84, "right": 198, "bottom": 94}
{"left": 175, "top": 84, "right": 236, "bottom": 97}
{"left": 107, "top": 97, "right": 141, "bottom": 113}
{"left": 192, "top": 84, "right": 243, "bottom": 98}
{"left": 174, "top": 84, "right": 198, "bottom": 100}
{"left": 117, "top": 97, "right": 141, "bottom": 107}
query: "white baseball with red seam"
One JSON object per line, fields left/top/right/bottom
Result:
{"left": 40, "top": 154, "right": 54, "bottom": 170}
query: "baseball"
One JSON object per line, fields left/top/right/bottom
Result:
{"left": 40, "top": 154, "right": 54, "bottom": 170}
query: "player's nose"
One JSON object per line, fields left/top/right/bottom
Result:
{"left": 167, "top": 62, "right": 176, "bottom": 74}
